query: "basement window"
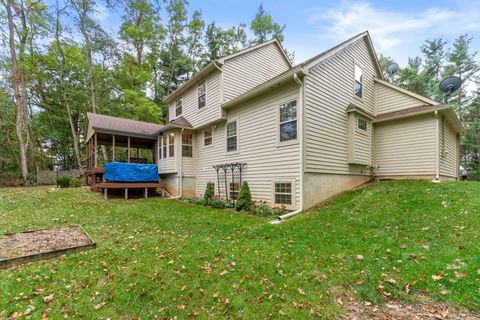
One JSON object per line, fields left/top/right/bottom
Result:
{"left": 274, "top": 182, "right": 292, "bottom": 205}
{"left": 230, "top": 182, "right": 240, "bottom": 200}
{"left": 182, "top": 133, "right": 193, "bottom": 157}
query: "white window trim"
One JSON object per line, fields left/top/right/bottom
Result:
{"left": 353, "top": 60, "right": 364, "bottom": 101}
{"left": 271, "top": 179, "right": 296, "bottom": 209}
{"left": 226, "top": 118, "right": 239, "bottom": 155}
{"left": 168, "top": 131, "right": 175, "bottom": 158}
{"left": 182, "top": 132, "right": 193, "bottom": 158}
{"left": 175, "top": 98, "right": 183, "bottom": 117}
{"left": 277, "top": 99, "right": 299, "bottom": 147}
{"left": 204, "top": 128, "right": 213, "bottom": 147}
{"left": 197, "top": 81, "right": 207, "bottom": 110}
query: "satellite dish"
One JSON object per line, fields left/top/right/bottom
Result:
{"left": 439, "top": 75, "right": 462, "bottom": 94}
{"left": 386, "top": 62, "right": 399, "bottom": 76}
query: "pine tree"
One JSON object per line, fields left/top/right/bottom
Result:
{"left": 235, "top": 181, "right": 253, "bottom": 211}
{"left": 204, "top": 182, "right": 214, "bottom": 203}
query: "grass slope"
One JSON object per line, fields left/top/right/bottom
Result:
{"left": 0, "top": 181, "right": 479, "bottom": 319}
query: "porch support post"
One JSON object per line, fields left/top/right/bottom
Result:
{"left": 127, "top": 136, "right": 131, "bottom": 163}
{"left": 94, "top": 132, "right": 98, "bottom": 168}
{"left": 112, "top": 135, "right": 116, "bottom": 162}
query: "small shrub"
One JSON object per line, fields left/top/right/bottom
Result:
{"left": 235, "top": 181, "right": 253, "bottom": 211}
{"left": 56, "top": 176, "right": 71, "bottom": 188}
{"left": 251, "top": 202, "right": 286, "bottom": 217}
{"left": 69, "top": 178, "right": 81, "bottom": 188}
{"left": 182, "top": 196, "right": 195, "bottom": 204}
{"left": 209, "top": 196, "right": 226, "bottom": 209}
{"left": 195, "top": 197, "right": 206, "bottom": 206}
{"left": 204, "top": 182, "right": 215, "bottom": 203}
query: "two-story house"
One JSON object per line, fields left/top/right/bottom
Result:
{"left": 87, "top": 31, "right": 463, "bottom": 210}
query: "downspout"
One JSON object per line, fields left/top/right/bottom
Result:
{"left": 179, "top": 128, "right": 185, "bottom": 196}
{"left": 270, "top": 72, "right": 305, "bottom": 224}
{"left": 433, "top": 110, "right": 440, "bottom": 183}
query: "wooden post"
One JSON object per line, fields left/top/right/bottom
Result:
{"left": 144, "top": 187, "right": 148, "bottom": 199}
{"left": 94, "top": 132, "right": 98, "bottom": 168}
{"left": 112, "top": 135, "right": 116, "bottom": 162}
{"left": 125, "top": 188, "right": 128, "bottom": 200}
{"left": 136, "top": 147, "right": 139, "bottom": 158}
{"left": 127, "top": 136, "right": 131, "bottom": 163}
{"left": 104, "top": 188, "right": 108, "bottom": 200}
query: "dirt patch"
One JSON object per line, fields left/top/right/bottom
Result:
{"left": 338, "top": 290, "right": 480, "bottom": 320}
{"left": 0, "top": 226, "right": 95, "bottom": 268}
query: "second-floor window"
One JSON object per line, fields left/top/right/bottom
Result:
{"left": 279, "top": 100, "right": 297, "bottom": 142}
{"left": 354, "top": 64, "right": 363, "bottom": 98}
{"left": 198, "top": 81, "right": 206, "bottom": 109}
{"left": 169, "top": 132, "right": 175, "bottom": 157}
{"left": 175, "top": 98, "right": 183, "bottom": 117}
{"left": 182, "top": 133, "right": 193, "bottom": 157}
{"left": 162, "top": 135, "right": 167, "bottom": 158}
{"left": 204, "top": 129, "right": 212, "bottom": 146}
{"left": 227, "top": 121, "right": 237, "bottom": 152}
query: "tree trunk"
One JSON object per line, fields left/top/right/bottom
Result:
{"left": 55, "top": 6, "right": 82, "bottom": 168}
{"left": 4, "top": 0, "right": 29, "bottom": 184}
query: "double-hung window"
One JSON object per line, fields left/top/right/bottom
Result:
{"left": 227, "top": 121, "right": 237, "bottom": 152}
{"left": 279, "top": 100, "right": 297, "bottom": 142}
{"left": 162, "top": 135, "right": 167, "bottom": 158}
{"left": 354, "top": 64, "right": 363, "bottom": 98}
{"left": 175, "top": 98, "right": 183, "bottom": 117}
{"left": 198, "top": 82, "right": 206, "bottom": 108}
{"left": 168, "top": 132, "right": 175, "bottom": 157}
{"left": 182, "top": 133, "right": 193, "bottom": 157}
{"left": 230, "top": 182, "right": 240, "bottom": 200}
{"left": 204, "top": 129, "right": 212, "bottom": 146}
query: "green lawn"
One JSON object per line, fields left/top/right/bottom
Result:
{"left": 0, "top": 181, "right": 479, "bottom": 319}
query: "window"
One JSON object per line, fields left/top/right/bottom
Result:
{"left": 274, "top": 182, "right": 292, "bottom": 205}
{"left": 354, "top": 64, "right": 363, "bottom": 98}
{"left": 357, "top": 118, "right": 368, "bottom": 131}
{"left": 182, "top": 133, "right": 193, "bottom": 157}
{"left": 175, "top": 98, "right": 182, "bottom": 117}
{"left": 227, "top": 121, "right": 237, "bottom": 152}
{"left": 162, "top": 135, "right": 167, "bottom": 158}
{"left": 230, "top": 182, "right": 240, "bottom": 200}
{"left": 158, "top": 138, "right": 162, "bottom": 159}
{"left": 279, "top": 100, "right": 297, "bottom": 142}
{"left": 198, "top": 82, "right": 206, "bottom": 109}
{"left": 204, "top": 129, "right": 212, "bottom": 146}
{"left": 168, "top": 132, "right": 175, "bottom": 157}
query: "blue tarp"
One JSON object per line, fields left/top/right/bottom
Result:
{"left": 105, "top": 162, "right": 159, "bottom": 182}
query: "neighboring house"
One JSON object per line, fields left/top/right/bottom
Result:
{"left": 87, "top": 31, "right": 464, "bottom": 210}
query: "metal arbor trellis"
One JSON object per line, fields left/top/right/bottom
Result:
{"left": 212, "top": 162, "right": 247, "bottom": 205}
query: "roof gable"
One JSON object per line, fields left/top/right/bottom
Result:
{"left": 298, "top": 31, "right": 383, "bottom": 79}
{"left": 218, "top": 39, "right": 292, "bottom": 67}
{"left": 374, "top": 78, "right": 440, "bottom": 106}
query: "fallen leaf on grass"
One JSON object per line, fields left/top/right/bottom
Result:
{"left": 24, "top": 306, "right": 35, "bottom": 315}
{"left": 356, "top": 255, "right": 364, "bottom": 260}
{"left": 297, "top": 288, "right": 305, "bottom": 295}
{"left": 43, "top": 294, "right": 54, "bottom": 303}
{"left": 94, "top": 302, "right": 107, "bottom": 310}
{"left": 432, "top": 274, "right": 444, "bottom": 281}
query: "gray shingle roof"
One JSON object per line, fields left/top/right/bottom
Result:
{"left": 87, "top": 112, "right": 164, "bottom": 137}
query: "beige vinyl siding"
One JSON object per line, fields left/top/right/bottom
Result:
{"left": 222, "top": 42, "right": 290, "bottom": 102}
{"left": 181, "top": 131, "right": 195, "bottom": 177}
{"left": 440, "top": 118, "right": 457, "bottom": 178}
{"left": 374, "top": 114, "right": 436, "bottom": 176}
{"left": 375, "top": 82, "right": 427, "bottom": 114}
{"left": 168, "top": 71, "right": 222, "bottom": 127}
{"left": 195, "top": 83, "right": 301, "bottom": 209}
{"left": 304, "top": 38, "right": 377, "bottom": 175}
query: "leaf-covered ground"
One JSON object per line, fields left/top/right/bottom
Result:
{"left": 0, "top": 181, "right": 479, "bottom": 319}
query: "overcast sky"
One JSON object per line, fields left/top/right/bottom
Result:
{"left": 88, "top": 0, "right": 480, "bottom": 66}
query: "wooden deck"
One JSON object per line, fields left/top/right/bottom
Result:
{"left": 96, "top": 182, "right": 165, "bottom": 200}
